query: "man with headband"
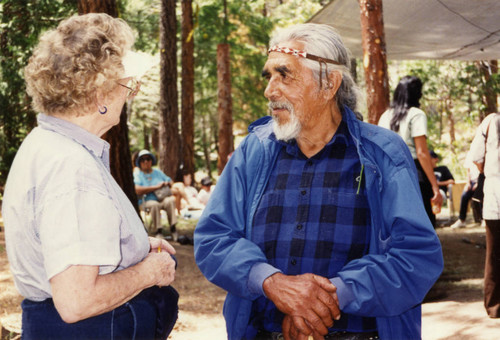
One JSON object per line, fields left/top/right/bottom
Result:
{"left": 194, "top": 24, "right": 443, "bottom": 340}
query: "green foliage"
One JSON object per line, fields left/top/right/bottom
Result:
{"left": 0, "top": 0, "right": 76, "bottom": 186}
{"left": 267, "top": 0, "right": 323, "bottom": 27}
{"left": 121, "top": 0, "right": 161, "bottom": 53}
{"left": 2, "top": 0, "right": 495, "bottom": 185}
{"left": 387, "top": 60, "right": 499, "bottom": 180}
{"left": 120, "top": 0, "right": 329, "bottom": 175}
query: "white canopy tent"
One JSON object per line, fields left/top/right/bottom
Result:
{"left": 309, "top": 0, "right": 500, "bottom": 60}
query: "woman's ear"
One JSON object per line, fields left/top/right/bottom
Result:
{"left": 94, "top": 90, "right": 106, "bottom": 112}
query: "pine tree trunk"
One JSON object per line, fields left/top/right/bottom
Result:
{"left": 201, "top": 113, "right": 212, "bottom": 174}
{"left": 152, "top": 126, "right": 159, "bottom": 152}
{"left": 181, "top": 0, "right": 195, "bottom": 179}
{"left": 77, "top": 0, "right": 139, "bottom": 213}
{"left": 445, "top": 99, "right": 456, "bottom": 149}
{"left": 159, "top": 0, "right": 180, "bottom": 178}
{"left": 359, "top": 0, "right": 390, "bottom": 124}
{"left": 216, "top": 43, "right": 233, "bottom": 174}
{"left": 481, "top": 60, "right": 498, "bottom": 115}
{"left": 143, "top": 124, "right": 150, "bottom": 151}
{"left": 78, "top": 0, "right": 117, "bottom": 16}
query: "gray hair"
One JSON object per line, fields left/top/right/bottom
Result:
{"left": 269, "top": 23, "right": 360, "bottom": 113}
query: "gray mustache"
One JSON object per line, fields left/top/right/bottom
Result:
{"left": 268, "top": 101, "right": 293, "bottom": 112}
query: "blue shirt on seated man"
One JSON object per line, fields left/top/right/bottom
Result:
{"left": 194, "top": 23, "right": 443, "bottom": 340}
{"left": 134, "top": 149, "right": 178, "bottom": 240}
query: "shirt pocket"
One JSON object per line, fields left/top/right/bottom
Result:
{"left": 317, "top": 191, "right": 371, "bottom": 269}
{"left": 319, "top": 190, "right": 370, "bottom": 239}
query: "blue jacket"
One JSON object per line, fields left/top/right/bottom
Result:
{"left": 194, "top": 108, "right": 443, "bottom": 340}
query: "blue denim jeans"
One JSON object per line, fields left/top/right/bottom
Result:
{"left": 21, "top": 286, "right": 178, "bottom": 340}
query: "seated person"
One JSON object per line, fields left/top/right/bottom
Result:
{"left": 183, "top": 173, "right": 198, "bottom": 197}
{"left": 134, "top": 149, "right": 178, "bottom": 240}
{"left": 182, "top": 172, "right": 204, "bottom": 208}
{"left": 430, "top": 150, "right": 455, "bottom": 204}
{"left": 198, "top": 176, "right": 214, "bottom": 206}
{"left": 179, "top": 173, "right": 205, "bottom": 219}
{"left": 451, "top": 152, "right": 482, "bottom": 229}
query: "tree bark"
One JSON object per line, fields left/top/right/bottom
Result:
{"left": 77, "top": 0, "right": 139, "bottom": 213}
{"left": 143, "top": 124, "right": 150, "bottom": 151}
{"left": 181, "top": 0, "right": 195, "bottom": 179}
{"left": 216, "top": 43, "right": 233, "bottom": 174}
{"left": 159, "top": 0, "right": 180, "bottom": 178}
{"left": 152, "top": 126, "right": 159, "bottom": 152}
{"left": 201, "top": 113, "right": 212, "bottom": 174}
{"left": 358, "top": 0, "right": 390, "bottom": 125}
{"left": 445, "top": 99, "right": 456, "bottom": 148}
{"left": 480, "top": 60, "right": 498, "bottom": 117}
{"left": 78, "top": 0, "right": 117, "bottom": 16}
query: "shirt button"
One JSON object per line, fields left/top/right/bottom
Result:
{"left": 307, "top": 161, "right": 313, "bottom": 166}
{"left": 301, "top": 190, "right": 306, "bottom": 195}
{"left": 297, "top": 224, "right": 303, "bottom": 230}
{"left": 291, "top": 259, "right": 297, "bottom": 265}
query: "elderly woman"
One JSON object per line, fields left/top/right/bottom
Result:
{"left": 2, "top": 13, "right": 178, "bottom": 339}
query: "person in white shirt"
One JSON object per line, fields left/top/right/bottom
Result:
{"left": 378, "top": 76, "right": 442, "bottom": 227}
{"left": 198, "top": 176, "right": 214, "bottom": 206}
{"left": 2, "top": 13, "right": 178, "bottom": 339}
{"left": 183, "top": 173, "right": 200, "bottom": 201}
{"left": 180, "top": 172, "right": 204, "bottom": 219}
{"left": 469, "top": 112, "right": 500, "bottom": 318}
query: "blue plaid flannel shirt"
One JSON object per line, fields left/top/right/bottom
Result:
{"left": 246, "top": 120, "right": 377, "bottom": 337}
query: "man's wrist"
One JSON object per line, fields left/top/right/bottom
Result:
{"left": 330, "top": 277, "right": 352, "bottom": 309}
{"left": 248, "top": 262, "right": 281, "bottom": 297}
{"left": 262, "top": 272, "right": 281, "bottom": 297}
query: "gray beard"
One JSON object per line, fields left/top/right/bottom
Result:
{"left": 272, "top": 115, "right": 301, "bottom": 142}
{"left": 269, "top": 101, "right": 301, "bottom": 142}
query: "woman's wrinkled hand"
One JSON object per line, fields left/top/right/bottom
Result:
{"left": 149, "top": 237, "right": 176, "bottom": 255}
{"left": 142, "top": 250, "right": 176, "bottom": 287}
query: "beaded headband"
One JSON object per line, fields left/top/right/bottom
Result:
{"left": 268, "top": 45, "right": 340, "bottom": 66}
{"left": 268, "top": 45, "right": 341, "bottom": 88}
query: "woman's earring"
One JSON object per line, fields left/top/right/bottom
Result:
{"left": 99, "top": 106, "right": 107, "bottom": 115}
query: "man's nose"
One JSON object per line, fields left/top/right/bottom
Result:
{"left": 264, "top": 78, "right": 280, "bottom": 101}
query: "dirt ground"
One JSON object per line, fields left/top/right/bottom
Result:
{"left": 1, "top": 214, "right": 499, "bottom": 339}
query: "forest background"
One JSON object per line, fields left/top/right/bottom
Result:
{"left": 0, "top": 0, "right": 499, "bottom": 196}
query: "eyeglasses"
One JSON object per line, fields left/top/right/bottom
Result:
{"left": 140, "top": 156, "right": 152, "bottom": 162}
{"left": 117, "top": 78, "right": 140, "bottom": 99}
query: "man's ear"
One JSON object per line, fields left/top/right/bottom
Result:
{"left": 322, "top": 70, "right": 342, "bottom": 100}
{"left": 328, "top": 70, "right": 342, "bottom": 92}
